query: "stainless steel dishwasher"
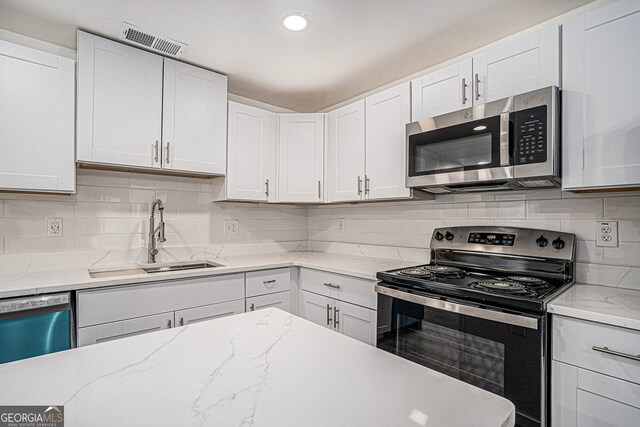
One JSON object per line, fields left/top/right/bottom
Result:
{"left": 0, "top": 293, "right": 73, "bottom": 364}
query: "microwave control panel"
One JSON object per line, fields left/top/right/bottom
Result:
{"left": 514, "top": 105, "right": 547, "bottom": 165}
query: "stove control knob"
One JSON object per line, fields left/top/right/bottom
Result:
{"left": 445, "top": 231, "right": 455, "bottom": 241}
{"left": 552, "top": 237, "right": 565, "bottom": 250}
{"left": 434, "top": 231, "right": 444, "bottom": 241}
{"left": 536, "top": 235, "right": 548, "bottom": 248}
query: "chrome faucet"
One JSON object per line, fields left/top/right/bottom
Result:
{"left": 148, "top": 199, "right": 166, "bottom": 263}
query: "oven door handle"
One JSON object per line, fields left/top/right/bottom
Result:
{"left": 375, "top": 284, "right": 539, "bottom": 330}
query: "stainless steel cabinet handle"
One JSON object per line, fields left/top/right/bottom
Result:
{"left": 365, "top": 175, "right": 370, "bottom": 195}
{"left": 165, "top": 142, "right": 171, "bottom": 164}
{"left": 592, "top": 346, "right": 640, "bottom": 362}
{"left": 318, "top": 181, "right": 321, "bottom": 199}
{"left": 154, "top": 141, "right": 159, "bottom": 163}
{"left": 263, "top": 280, "right": 276, "bottom": 284}
{"left": 250, "top": 303, "right": 255, "bottom": 311}
{"left": 323, "top": 282, "right": 340, "bottom": 289}
{"left": 167, "top": 319, "right": 172, "bottom": 328}
{"left": 333, "top": 306, "right": 339, "bottom": 329}
{"left": 357, "top": 176, "right": 362, "bottom": 195}
{"left": 179, "top": 317, "right": 184, "bottom": 327}
{"left": 474, "top": 73, "right": 481, "bottom": 101}
{"left": 326, "top": 304, "right": 332, "bottom": 326}
{"left": 461, "top": 77, "right": 467, "bottom": 105}
{"left": 265, "top": 179, "right": 270, "bottom": 197}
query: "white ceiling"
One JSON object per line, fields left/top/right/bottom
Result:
{"left": 0, "top": 0, "right": 594, "bottom": 112}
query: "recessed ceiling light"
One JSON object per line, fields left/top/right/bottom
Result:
{"left": 282, "top": 13, "right": 309, "bottom": 31}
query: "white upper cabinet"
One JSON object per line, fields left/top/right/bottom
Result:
{"left": 327, "top": 100, "right": 366, "bottom": 202}
{"left": 562, "top": 0, "right": 640, "bottom": 190}
{"left": 411, "top": 58, "right": 472, "bottom": 121}
{"left": 162, "top": 59, "right": 227, "bottom": 175}
{"left": 0, "top": 40, "right": 75, "bottom": 193}
{"left": 77, "top": 32, "right": 227, "bottom": 175}
{"left": 278, "top": 114, "right": 324, "bottom": 203}
{"left": 365, "top": 82, "right": 411, "bottom": 200}
{"left": 226, "top": 102, "right": 276, "bottom": 201}
{"left": 77, "top": 31, "right": 163, "bottom": 168}
{"left": 473, "top": 25, "right": 560, "bottom": 104}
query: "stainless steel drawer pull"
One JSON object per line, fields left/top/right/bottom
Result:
{"left": 333, "top": 306, "right": 339, "bottom": 329}
{"left": 179, "top": 317, "right": 184, "bottom": 327}
{"left": 592, "top": 346, "right": 640, "bottom": 362}
{"left": 250, "top": 303, "right": 255, "bottom": 311}
{"left": 326, "top": 304, "right": 332, "bottom": 326}
{"left": 263, "top": 280, "right": 276, "bottom": 284}
{"left": 323, "top": 283, "right": 340, "bottom": 289}
{"left": 167, "top": 319, "right": 172, "bottom": 328}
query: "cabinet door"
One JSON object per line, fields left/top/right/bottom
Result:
{"left": 278, "top": 114, "right": 324, "bottom": 203}
{"left": 335, "top": 299, "right": 376, "bottom": 345}
{"left": 365, "top": 82, "right": 411, "bottom": 200}
{"left": 0, "top": 40, "right": 75, "bottom": 193}
{"left": 562, "top": 1, "right": 640, "bottom": 190}
{"left": 77, "top": 311, "right": 174, "bottom": 347}
{"left": 411, "top": 58, "right": 472, "bottom": 121}
{"left": 76, "top": 31, "right": 163, "bottom": 168}
{"left": 246, "top": 291, "right": 291, "bottom": 313}
{"left": 472, "top": 25, "right": 559, "bottom": 104}
{"left": 226, "top": 102, "right": 275, "bottom": 201}
{"left": 326, "top": 100, "right": 366, "bottom": 202}
{"left": 299, "top": 291, "right": 333, "bottom": 329}
{"left": 174, "top": 299, "right": 244, "bottom": 327}
{"left": 162, "top": 59, "right": 227, "bottom": 174}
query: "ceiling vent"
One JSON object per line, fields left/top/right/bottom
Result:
{"left": 120, "top": 23, "right": 187, "bottom": 58}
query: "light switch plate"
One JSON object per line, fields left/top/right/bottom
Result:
{"left": 595, "top": 220, "right": 618, "bottom": 247}
{"left": 337, "top": 218, "right": 345, "bottom": 233}
{"left": 224, "top": 220, "right": 239, "bottom": 236}
{"left": 47, "top": 218, "right": 63, "bottom": 237}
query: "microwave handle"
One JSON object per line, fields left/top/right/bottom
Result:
{"left": 499, "top": 112, "right": 511, "bottom": 167}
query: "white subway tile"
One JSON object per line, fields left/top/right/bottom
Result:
{"left": 576, "top": 263, "right": 631, "bottom": 287}
{"left": 494, "top": 189, "right": 562, "bottom": 201}
{"left": 526, "top": 198, "right": 602, "bottom": 219}
{"left": 76, "top": 186, "right": 105, "bottom": 202}
{"left": 0, "top": 218, "right": 45, "bottom": 236}
{"left": 495, "top": 219, "right": 561, "bottom": 231}
{"left": 67, "top": 219, "right": 104, "bottom": 235}
{"left": 443, "top": 218, "right": 494, "bottom": 227}
{"left": 176, "top": 177, "right": 202, "bottom": 192}
{"left": 440, "top": 193, "right": 495, "bottom": 203}
{"left": 77, "top": 170, "right": 130, "bottom": 188}
{"left": 4, "top": 236, "right": 74, "bottom": 253}
{"left": 468, "top": 201, "right": 525, "bottom": 219}
{"left": 4, "top": 201, "right": 74, "bottom": 218}
{"left": 104, "top": 219, "right": 146, "bottom": 234}
{"left": 603, "top": 243, "right": 640, "bottom": 267}
{"left": 576, "top": 240, "right": 603, "bottom": 263}
{"left": 605, "top": 196, "right": 640, "bottom": 219}
{"left": 560, "top": 219, "right": 596, "bottom": 240}
{"left": 618, "top": 268, "right": 640, "bottom": 291}
{"left": 619, "top": 221, "right": 640, "bottom": 242}
{"left": 130, "top": 173, "right": 177, "bottom": 190}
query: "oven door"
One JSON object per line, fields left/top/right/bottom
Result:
{"left": 406, "top": 110, "right": 512, "bottom": 189}
{"left": 376, "top": 284, "right": 545, "bottom": 427}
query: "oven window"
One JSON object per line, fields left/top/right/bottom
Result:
{"left": 414, "top": 133, "right": 493, "bottom": 175}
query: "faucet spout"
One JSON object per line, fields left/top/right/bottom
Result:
{"left": 148, "top": 199, "right": 166, "bottom": 263}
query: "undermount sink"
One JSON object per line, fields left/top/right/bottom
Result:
{"left": 89, "top": 261, "right": 222, "bottom": 278}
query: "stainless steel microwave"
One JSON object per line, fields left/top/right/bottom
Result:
{"left": 406, "top": 86, "right": 559, "bottom": 193}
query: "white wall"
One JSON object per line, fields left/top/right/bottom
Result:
{"left": 308, "top": 190, "right": 640, "bottom": 290}
{"left": 0, "top": 169, "right": 307, "bottom": 256}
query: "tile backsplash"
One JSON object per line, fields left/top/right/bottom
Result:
{"left": 0, "top": 169, "right": 308, "bottom": 256}
{"left": 1, "top": 173, "right": 639, "bottom": 290}
{"left": 308, "top": 190, "right": 640, "bottom": 290}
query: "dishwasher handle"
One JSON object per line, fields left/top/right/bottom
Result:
{"left": 0, "top": 293, "right": 71, "bottom": 315}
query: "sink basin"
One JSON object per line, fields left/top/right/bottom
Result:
{"left": 142, "top": 261, "right": 221, "bottom": 274}
{"left": 89, "top": 261, "right": 222, "bottom": 278}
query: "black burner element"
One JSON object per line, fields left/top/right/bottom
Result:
{"left": 468, "top": 280, "right": 537, "bottom": 297}
{"left": 398, "top": 268, "right": 436, "bottom": 279}
{"left": 507, "top": 276, "right": 549, "bottom": 288}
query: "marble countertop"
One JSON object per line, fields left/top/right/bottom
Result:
{"left": 0, "top": 308, "right": 515, "bottom": 427}
{"left": 548, "top": 284, "right": 640, "bottom": 331}
{"left": 0, "top": 250, "right": 416, "bottom": 299}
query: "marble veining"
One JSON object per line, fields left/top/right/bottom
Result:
{"left": 549, "top": 284, "right": 640, "bottom": 331}
{"left": 0, "top": 309, "right": 515, "bottom": 427}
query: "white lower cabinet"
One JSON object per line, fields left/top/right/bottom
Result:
{"left": 552, "top": 315, "right": 640, "bottom": 426}
{"left": 246, "top": 291, "right": 291, "bottom": 313}
{"left": 174, "top": 300, "right": 245, "bottom": 327}
{"left": 300, "top": 288, "right": 376, "bottom": 346}
{"left": 77, "top": 311, "right": 174, "bottom": 347}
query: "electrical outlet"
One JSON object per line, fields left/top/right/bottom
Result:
{"left": 595, "top": 220, "right": 618, "bottom": 247}
{"left": 47, "top": 218, "right": 63, "bottom": 237}
{"left": 224, "top": 220, "right": 239, "bottom": 236}
{"left": 337, "top": 218, "right": 345, "bottom": 233}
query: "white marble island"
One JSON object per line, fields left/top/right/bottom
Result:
{"left": 0, "top": 309, "right": 515, "bottom": 427}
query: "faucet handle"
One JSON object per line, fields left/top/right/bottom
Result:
{"left": 149, "top": 248, "right": 159, "bottom": 256}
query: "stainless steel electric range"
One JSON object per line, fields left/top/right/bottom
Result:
{"left": 376, "top": 226, "right": 576, "bottom": 427}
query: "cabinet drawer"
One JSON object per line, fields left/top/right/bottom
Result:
{"left": 300, "top": 268, "right": 376, "bottom": 309}
{"left": 245, "top": 268, "right": 290, "bottom": 297}
{"left": 175, "top": 300, "right": 244, "bottom": 326}
{"left": 77, "top": 311, "right": 174, "bottom": 347}
{"left": 78, "top": 273, "right": 244, "bottom": 327}
{"left": 553, "top": 315, "right": 640, "bottom": 384}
